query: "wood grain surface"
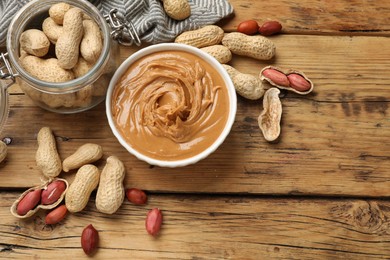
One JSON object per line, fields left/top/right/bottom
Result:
{"left": 0, "top": 0, "right": 389, "bottom": 259}
{"left": 1, "top": 193, "right": 389, "bottom": 259}
{"left": 2, "top": 35, "right": 389, "bottom": 196}
{"left": 218, "top": 0, "right": 390, "bottom": 36}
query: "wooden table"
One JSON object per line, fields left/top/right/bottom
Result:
{"left": 1, "top": 0, "right": 390, "bottom": 259}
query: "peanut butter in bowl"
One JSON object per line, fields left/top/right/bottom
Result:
{"left": 106, "top": 43, "right": 237, "bottom": 167}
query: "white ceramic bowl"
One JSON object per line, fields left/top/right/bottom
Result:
{"left": 106, "top": 43, "right": 237, "bottom": 167}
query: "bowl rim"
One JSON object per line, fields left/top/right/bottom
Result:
{"left": 106, "top": 43, "right": 237, "bottom": 167}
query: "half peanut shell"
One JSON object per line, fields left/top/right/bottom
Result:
{"left": 10, "top": 178, "right": 69, "bottom": 218}
{"left": 260, "top": 65, "right": 314, "bottom": 95}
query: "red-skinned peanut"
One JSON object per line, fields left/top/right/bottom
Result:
{"left": 41, "top": 180, "right": 66, "bottom": 205}
{"left": 259, "top": 21, "right": 282, "bottom": 36}
{"left": 45, "top": 205, "right": 68, "bottom": 225}
{"left": 126, "top": 188, "right": 148, "bottom": 205}
{"left": 287, "top": 73, "right": 311, "bottom": 92}
{"left": 237, "top": 20, "right": 260, "bottom": 35}
{"left": 145, "top": 208, "right": 163, "bottom": 236}
{"left": 16, "top": 189, "right": 42, "bottom": 216}
{"left": 262, "top": 68, "right": 290, "bottom": 87}
{"left": 81, "top": 224, "right": 99, "bottom": 256}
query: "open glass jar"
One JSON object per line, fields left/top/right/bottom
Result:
{"left": 0, "top": 79, "right": 9, "bottom": 134}
{"left": 0, "top": 0, "right": 140, "bottom": 119}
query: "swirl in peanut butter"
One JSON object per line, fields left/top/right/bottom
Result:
{"left": 111, "top": 50, "right": 229, "bottom": 161}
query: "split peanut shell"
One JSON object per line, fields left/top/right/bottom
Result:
{"left": 258, "top": 88, "right": 282, "bottom": 142}
{"left": 260, "top": 66, "right": 314, "bottom": 95}
{"left": 10, "top": 178, "right": 69, "bottom": 218}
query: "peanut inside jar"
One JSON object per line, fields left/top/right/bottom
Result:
{"left": 111, "top": 50, "right": 230, "bottom": 161}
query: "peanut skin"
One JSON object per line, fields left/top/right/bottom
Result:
{"left": 262, "top": 68, "right": 290, "bottom": 87}
{"left": 45, "top": 205, "right": 68, "bottom": 225}
{"left": 126, "top": 188, "right": 148, "bottom": 205}
{"left": 260, "top": 66, "right": 314, "bottom": 94}
{"left": 41, "top": 180, "right": 67, "bottom": 205}
{"left": 237, "top": 20, "right": 260, "bottom": 35}
{"left": 259, "top": 21, "right": 282, "bottom": 36}
{"left": 36, "top": 127, "right": 62, "bottom": 179}
{"left": 81, "top": 224, "right": 99, "bottom": 256}
{"left": 95, "top": 156, "right": 125, "bottom": 214}
{"left": 16, "top": 189, "right": 42, "bottom": 216}
{"left": 287, "top": 73, "right": 311, "bottom": 92}
{"left": 10, "top": 178, "right": 69, "bottom": 219}
{"left": 146, "top": 208, "right": 163, "bottom": 236}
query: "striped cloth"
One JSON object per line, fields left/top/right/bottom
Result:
{"left": 0, "top": 0, "right": 234, "bottom": 47}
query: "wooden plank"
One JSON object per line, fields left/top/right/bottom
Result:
{"left": 0, "top": 192, "right": 389, "bottom": 259}
{"left": 10, "top": 35, "right": 390, "bottom": 101}
{"left": 1, "top": 35, "right": 388, "bottom": 197}
{"left": 218, "top": 0, "right": 390, "bottom": 36}
{"left": 1, "top": 1, "right": 389, "bottom": 258}
{"left": 1, "top": 94, "right": 389, "bottom": 196}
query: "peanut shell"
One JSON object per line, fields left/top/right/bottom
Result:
{"left": 258, "top": 88, "right": 282, "bottom": 142}
{"left": 49, "top": 2, "right": 71, "bottom": 25}
{"left": 19, "top": 29, "right": 50, "bottom": 57}
{"left": 80, "top": 19, "right": 103, "bottom": 64}
{"left": 10, "top": 178, "right": 69, "bottom": 218}
{"left": 0, "top": 141, "right": 7, "bottom": 163}
{"left": 162, "top": 0, "right": 191, "bottom": 20}
{"left": 63, "top": 143, "right": 103, "bottom": 172}
{"left": 222, "top": 64, "right": 265, "bottom": 100}
{"left": 72, "top": 57, "right": 93, "bottom": 78}
{"left": 260, "top": 66, "right": 314, "bottom": 95}
{"left": 65, "top": 164, "right": 100, "bottom": 213}
{"left": 175, "top": 25, "right": 224, "bottom": 48}
{"left": 222, "top": 32, "right": 276, "bottom": 60}
{"left": 20, "top": 56, "right": 74, "bottom": 83}
{"left": 42, "top": 17, "right": 63, "bottom": 44}
{"left": 200, "top": 45, "right": 232, "bottom": 64}
{"left": 95, "top": 156, "right": 125, "bottom": 214}
{"left": 56, "top": 7, "right": 84, "bottom": 69}
{"left": 36, "top": 127, "right": 62, "bottom": 179}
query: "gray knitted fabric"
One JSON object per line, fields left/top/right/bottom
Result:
{"left": 0, "top": 0, "right": 234, "bottom": 47}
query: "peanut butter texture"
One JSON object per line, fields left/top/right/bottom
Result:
{"left": 111, "top": 50, "right": 230, "bottom": 161}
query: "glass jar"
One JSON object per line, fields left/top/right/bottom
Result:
{"left": 0, "top": 0, "right": 140, "bottom": 118}
{"left": 0, "top": 78, "right": 9, "bottom": 133}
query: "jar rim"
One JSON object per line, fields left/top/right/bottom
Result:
{"left": 6, "top": 0, "right": 111, "bottom": 93}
